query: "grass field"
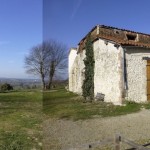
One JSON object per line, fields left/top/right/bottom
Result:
{"left": 43, "top": 89, "right": 150, "bottom": 120}
{"left": 1, "top": 89, "right": 150, "bottom": 149}
{"left": 0, "top": 90, "right": 43, "bottom": 150}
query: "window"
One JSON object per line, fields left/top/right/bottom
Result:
{"left": 126, "top": 34, "right": 137, "bottom": 41}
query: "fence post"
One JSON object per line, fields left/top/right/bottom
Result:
{"left": 115, "top": 134, "right": 121, "bottom": 150}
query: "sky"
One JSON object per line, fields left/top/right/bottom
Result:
{"left": 0, "top": 0, "right": 42, "bottom": 79}
{"left": 1, "top": 0, "right": 150, "bottom": 79}
{"left": 44, "top": 0, "right": 150, "bottom": 47}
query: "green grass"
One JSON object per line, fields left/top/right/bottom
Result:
{"left": 1, "top": 89, "right": 149, "bottom": 149}
{"left": 144, "top": 102, "right": 150, "bottom": 109}
{"left": 0, "top": 90, "right": 43, "bottom": 150}
{"left": 0, "top": 130, "right": 32, "bottom": 150}
{"left": 43, "top": 89, "right": 149, "bottom": 120}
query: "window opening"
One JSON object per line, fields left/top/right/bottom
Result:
{"left": 126, "top": 34, "right": 136, "bottom": 41}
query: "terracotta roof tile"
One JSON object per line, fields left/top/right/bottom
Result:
{"left": 99, "top": 25, "right": 150, "bottom": 36}
{"left": 77, "top": 25, "right": 150, "bottom": 53}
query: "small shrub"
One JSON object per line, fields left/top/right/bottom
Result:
{"left": 0, "top": 83, "right": 13, "bottom": 92}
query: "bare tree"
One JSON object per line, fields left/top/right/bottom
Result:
{"left": 24, "top": 44, "right": 49, "bottom": 90}
{"left": 44, "top": 40, "right": 68, "bottom": 89}
{"left": 24, "top": 40, "right": 68, "bottom": 90}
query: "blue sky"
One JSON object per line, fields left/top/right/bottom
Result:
{"left": 1, "top": 0, "right": 150, "bottom": 78}
{"left": 44, "top": 0, "right": 150, "bottom": 48}
{"left": 0, "top": 0, "right": 42, "bottom": 78}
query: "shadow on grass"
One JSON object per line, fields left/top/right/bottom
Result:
{"left": 42, "top": 89, "right": 146, "bottom": 121}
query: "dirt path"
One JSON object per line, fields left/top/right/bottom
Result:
{"left": 43, "top": 109, "right": 150, "bottom": 150}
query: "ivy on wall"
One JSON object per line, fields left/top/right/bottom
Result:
{"left": 82, "top": 35, "right": 95, "bottom": 101}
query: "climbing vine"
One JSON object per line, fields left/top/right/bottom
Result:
{"left": 82, "top": 35, "right": 95, "bottom": 101}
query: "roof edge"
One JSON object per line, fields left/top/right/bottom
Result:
{"left": 78, "top": 24, "right": 150, "bottom": 45}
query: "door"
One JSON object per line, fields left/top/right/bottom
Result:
{"left": 147, "top": 60, "right": 150, "bottom": 101}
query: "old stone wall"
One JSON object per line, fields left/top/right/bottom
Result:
{"left": 68, "top": 48, "right": 77, "bottom": 92}
{"left": 94, "top": 39, "right": 124, "bottom": 104}
{"left": 69, "top": 49, "right": 85, "bottom": 94}
{"left": 68, "top": 48, "right": 77, "bottom": 74}
{"left": 125, "top": 48, "right": 150, "bottom": 102}
{"left": 69, "top": 39, "right": 124, "bottom": 104}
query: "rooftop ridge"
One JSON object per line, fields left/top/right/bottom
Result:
{"left": 77, "top": 24, "right": 150, "bottom": 52}
{"left": 99, "top": 24, "right": 150, "bottom": 36}
{"left": 78, "top": 24, "right": 150, "bottom": 45}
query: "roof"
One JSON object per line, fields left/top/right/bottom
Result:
{"left": 98, "top": 25, "right": 150, "bottom": 36}
{"left": 68, "top": 47, "right": 77, "bottom": 55}
{"left": 78, "top": 25, "right": 150, "bottom": 53}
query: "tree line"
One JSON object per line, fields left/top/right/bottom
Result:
{"left": 24, "top": 40, "right": 68, "bottom": 90}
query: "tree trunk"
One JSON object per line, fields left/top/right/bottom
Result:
{"left": 48, "top": 61, "right": 55, "bottom": 89}
{"left": 41, "top": 74, "right": 45, "bottom": 90}
{"left": 48, "top": 70, "right": 54, "bottom": 89}
{"left": 48, "top": 75, "right": 53, "bottom": 89}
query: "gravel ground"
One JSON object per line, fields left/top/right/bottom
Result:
{"left": 43, "top": 109, "right": 150, "bottom": 150}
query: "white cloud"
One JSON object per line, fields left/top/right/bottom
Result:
{"left": 71, "top": 0, "right": 83, "bottom": 20}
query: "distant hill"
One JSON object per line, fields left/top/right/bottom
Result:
{"left": 0, "top": 77, "right": 41, "bottom": 89}
{"left": 0, "top": 77, "right": 68, "bottom": 89}
{"left": 0, "top": 77, "right": 40, "bottom": 83}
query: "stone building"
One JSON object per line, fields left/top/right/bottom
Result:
{"left": 69, "top": 25, "right": 150, "bottom": 105}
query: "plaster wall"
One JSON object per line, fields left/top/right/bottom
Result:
{"left": 68, "top": 48, "right": 77, "bottom": 74}
{"left": 69, "top": 39, "right": 124, "bottom": 104}
{"left": 69, "top": 49, "right": 85, "bottom": 93}
{"left": 68, "top": 48, "right": 77, "bottom": 92}
{"left": 125, "top": 48, "right": 150, "bottom": 102}
{"left": 94, "top": 39, "right": 124, "bottom": 104}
